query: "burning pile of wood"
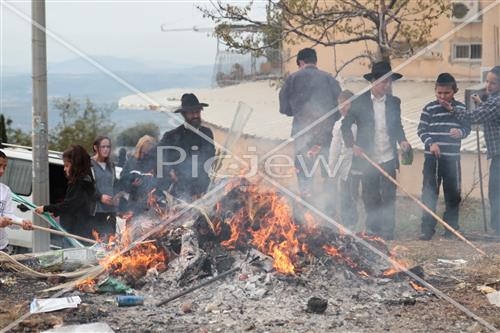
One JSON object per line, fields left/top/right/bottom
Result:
{"left": 79, "top": 178, "right": 416, "bottom": 291}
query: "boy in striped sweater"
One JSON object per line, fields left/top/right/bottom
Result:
{"left": 417, "top": 73, "right": 471, "bottom": 240}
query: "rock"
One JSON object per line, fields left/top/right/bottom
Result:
{"left": 239, "top": 274, "right": 249, "bottom": 281}
{"left": 249, "top": 288, "right": 268, "bottom": 300}
{"left": 486, "top": 291, "right": 500, "bottom": 307}
{"left": 306, "top": 297, "right": 328, "bottom": 314}
{"left": 205, "top": 302, "right": 220, "bottom": 313}
{"left": 181, "top": 302, "right": 193, "bottom": 313}
{"left": 467, "top": 322, "right": 482, "bottom": 333}
{"left": 243, "top": 322, "right": 255, "bottom": 331}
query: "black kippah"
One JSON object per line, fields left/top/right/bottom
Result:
{"left": 436, "top": 73, "right": 456, "bottom": 85}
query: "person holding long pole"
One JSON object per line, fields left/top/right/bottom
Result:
{"left": 341, "top": 61, "right": 411, "bottom": 240}
{"left": 448, "top": 66, "right": 500, "bottom": 235}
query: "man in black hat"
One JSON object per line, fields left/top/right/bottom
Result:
{"left": 341, "top": 61, "right": 411, "bottom": 240}
{"left": 279, "top": 47, "right": 341, "bottom": 209}
{"left": 155, "top": 93, "right": 215, "bottom": 201}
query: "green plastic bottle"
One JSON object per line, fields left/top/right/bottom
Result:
{"left": 400, "top": 147, "right": 413, "bottom": 166}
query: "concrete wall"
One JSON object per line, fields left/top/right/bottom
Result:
{"left": 210, "top": 124, "right": 490, "bottom": 200}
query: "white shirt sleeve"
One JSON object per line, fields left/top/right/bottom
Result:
{"left": 328, "top": 122, "right": 343, "bottom": 174}
{"left": 3, "top": 187, "right": 23, "bottom": 225}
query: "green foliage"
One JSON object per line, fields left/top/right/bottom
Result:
{"left": 2, "top": 116, "right": 32, "bottom": 146}
{"left": 0, "top": 115, "right": 8, "bottom": 143}
{"left": 49, "top": 96, "right": 115, "bottom": 152}
{"left": 116, "top": 122, "right": 160, "bottom": 147}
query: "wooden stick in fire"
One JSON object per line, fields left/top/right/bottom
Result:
{"left": 8, "top": 220, "right": 97, "bottom": 245}
{"left": 361, "top": 152, "right": 486, "bottom": 256}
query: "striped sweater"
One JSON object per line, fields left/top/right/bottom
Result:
{"left": 417, "top": 100, "right": 471, "bottom": 159}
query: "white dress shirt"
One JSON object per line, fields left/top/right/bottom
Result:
{"left": 371, "top": 94, "right": 394, "bottom": 164}
{"left": 0, "top": 183, "right": 22, "bottom": 250}
{"left": 329, "top": 116, "right": 357, "bottom": 181}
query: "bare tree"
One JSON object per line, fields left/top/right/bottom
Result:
{"left": 199, "top": 0, "right": 450, "bottom": 75}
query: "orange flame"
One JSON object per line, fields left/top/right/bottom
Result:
{"left": 410, "top": 281, "right": 426, "bottom": 292}
{"left": 92, "top": 226, "right": 168, "bottom": 281}
{"left": 100, "top": 242, "right": 167, "bottom": 280}
{"left": 76, "top": 277, "right": 96, "bottom": 292}
{"left": 382, "top": 245, "right": 410, "bottom": 277}
{"left": 218, "top": 186, "right": 300, "bottom": 274}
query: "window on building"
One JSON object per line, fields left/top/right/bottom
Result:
{"left": 453, "top": 44, "right": 482, "bottom": 60}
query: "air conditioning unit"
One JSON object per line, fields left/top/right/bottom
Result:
{"left": 450, "top": 0, "right": 481, "bottom": 23}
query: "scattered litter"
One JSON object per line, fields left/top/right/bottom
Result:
{"left": 38, "top": 252, "right": 64, "bottom": 268}
{"left": 486, "top": 291, "right": 500, "bottom": 307}
{"left": 306, "top": 297, "right": 328, "bottom": 314}
{"left": 436, "top": 259, "right": 467, "bottom": 267}
{"left": 42, "top": 322, "right": 114, "bottom": 332}
{"left": 30, "top": 296, "right": 82, "bottom": 314}
{"left": 97, "top": 277, "right": 134, "bottom": 295}
{"left": 116, "top": 295, "right": 144, "bottom": 307}
{"left": 476, "top": 285, "right": 497, "bottom": 294}
{"left": 0, "top": 276, "right": 17, "bottom": 287}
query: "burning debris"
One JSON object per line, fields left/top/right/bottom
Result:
{"left": 1, "top": 178, "right": 442, "bottom": 332}
{"left": 72, "top": 178, "right": 419, "bottom": 296}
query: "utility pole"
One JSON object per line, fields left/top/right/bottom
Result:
{"left": 32, "top": 0, "right": 50, "bottom": 251}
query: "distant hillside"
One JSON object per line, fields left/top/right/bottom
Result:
{"left": 1, "top": 58, "right": 213, "bottom": 131}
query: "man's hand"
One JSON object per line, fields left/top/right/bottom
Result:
{"left": 352, "top": 145, "right": 363, "bottom": 157}
{"left": 430, "top": 143, "right": 440, "bottom": 158}
{"left": 438, "top": 99, "right": 453, "bottom": 112}
{"left": 307, "top": 144, "right": 321, "bottom": 158}
{"left": 34, "top": 206, "right": 44, "bottom": 215}
{"left": 449, "top": 128, "right": 463, "bottom": 139}
{"left": 0, "top": 216, "right": 12, "bottom": 228}
{"left": 472, "top": 94, "right": 482, "bottom": 105}
{"left": 400, "top": 141, "right": 411, "bottom": 152}
{"left": 22, "top": 220, "right": 33, "bottom": 230}
{"left": 101, "top": 195, "right": 114, "bottom": 206}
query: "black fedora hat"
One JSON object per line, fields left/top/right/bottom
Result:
{"left": 363, "top": 61, "right": 403, "bottom": 81}
{"left": 174, "top": 93, "right": 209, "bottom": 113}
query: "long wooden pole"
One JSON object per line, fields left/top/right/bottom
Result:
{"left": 9, "top": 220, "right": 97, "bottom": 245}
{"left": 475, "top": 128, "right": 488, "bottom": 233}
{"left": 361, "top": 152, "right": 486, "bottom": 256}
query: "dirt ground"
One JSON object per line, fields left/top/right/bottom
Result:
{"left": 0, "top": 197, "right": 499, "bottom": 333}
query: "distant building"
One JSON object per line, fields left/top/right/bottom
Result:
{"left": 283, "top": 0, "right": 500, "bottom": 81}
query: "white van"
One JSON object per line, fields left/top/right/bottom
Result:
{"left": 1, "top": 144, "right": 121, "bottom": 253}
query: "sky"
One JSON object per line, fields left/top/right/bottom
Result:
{"left": 0, "top": 1, "right": 240, "bottom": 72}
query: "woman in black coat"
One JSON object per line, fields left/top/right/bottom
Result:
{"left": 35, "top": 145, "right": 96, "bottom": 246}
{"left": 117, "top": 135, "right": 157, "bottom": 216}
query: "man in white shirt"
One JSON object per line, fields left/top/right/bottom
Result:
{"left": 341, "top": 62, "right": 411, "bottom": 240}
{"left": 0, "top": 150, "right": 33, "bottom": 251}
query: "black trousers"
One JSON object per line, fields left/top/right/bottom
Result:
{"left": 421, "top": 157, "right": 461, "bottom": 235}
{"left": 339, "top": 174, "right": 361, "bottom": 227}
{"left": 362, "top": 159, "right": 397, "bottom": 240}
{"left": 489, "top": 156, "right": 500, "bottom": 234}
{"left": 294, "top": 140, "right": 330, "bottom": 207}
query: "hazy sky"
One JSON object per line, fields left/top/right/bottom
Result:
{"left": 0, "top": 1, "right": 248, "bottom": 71}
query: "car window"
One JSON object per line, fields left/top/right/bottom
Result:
{"left": 2, "top": 158, "right": 32, "bottom": 196}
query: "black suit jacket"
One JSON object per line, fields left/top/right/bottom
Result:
{"left": 155, "top": 124, "right": 215, "bottom": 198}
{"left": 341, "top": 91, "right": 407, "bottom": 172}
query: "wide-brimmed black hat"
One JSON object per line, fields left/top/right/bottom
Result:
{"left": 174, "top": 93, "right": 209, "bottom": 113}
{"left": 363, "top": 61, "right": 403, "bottom": 81}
